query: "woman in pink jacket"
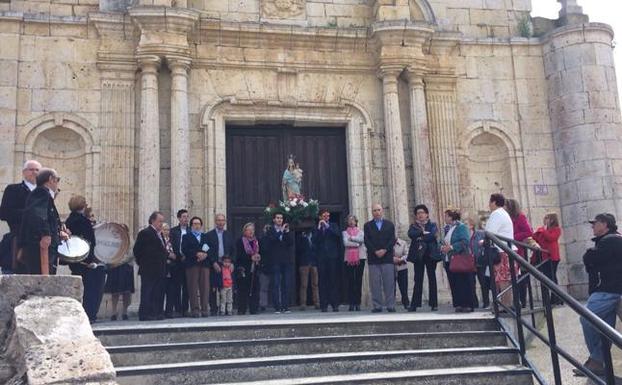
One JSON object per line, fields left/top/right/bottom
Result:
{"left": 505, "top": 199, "right": 532, "bottom": 308}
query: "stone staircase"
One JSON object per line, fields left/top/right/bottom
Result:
{"left": 92, "top": 313, "right": 534, "bottom": 385}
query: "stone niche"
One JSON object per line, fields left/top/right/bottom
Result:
{"left": 32, "top": 126, "right": 86, "bottom": 219}
{"left": 464, "top": 132, "right": 514, "bottom": 216}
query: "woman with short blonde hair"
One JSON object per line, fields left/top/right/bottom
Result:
{"left": 68, "top": 195, "right": 87, "bottom": 212}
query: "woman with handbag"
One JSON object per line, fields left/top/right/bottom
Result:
{"left": 407, "top": 204, "right": 440, "bottom": 312}
{"left": 441, "top": 209, "right": 476, "bottom": 313}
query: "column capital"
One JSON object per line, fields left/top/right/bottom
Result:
{"left": 167, "top": 56, "right": 192, "bottom": 74}
{"left": 138, "top": 55, "right": 161, "bottom": 73}
{"left": 404, "top": 69, "right": 425, "bottom": 88}
{"left": 423, "top": 75, "right": 457, "bottom": 92}
{"left": 377, "top": 65, "right": 403, "bottom": 81}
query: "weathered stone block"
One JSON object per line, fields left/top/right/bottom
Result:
{"left": 9, "top": 296, "right": 116, "bottom": 385}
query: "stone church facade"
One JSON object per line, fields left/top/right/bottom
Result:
{"left": 0, "top": 0, "right": 620, "bottom": 297}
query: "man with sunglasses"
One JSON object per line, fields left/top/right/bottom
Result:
{"left": 0, "top": 160, "right": 41, "bottom": 273}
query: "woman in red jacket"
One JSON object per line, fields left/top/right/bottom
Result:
{"left": 505, "top": 199, "right": 533, "bottom": 308}
{"left": 533, "top": 213, "right": 563, "bottom": 305}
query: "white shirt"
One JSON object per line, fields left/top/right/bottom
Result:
{"left": 24, "top": 180, "right": 35, "bottom": 191}
{"left": 485, "top": 207, "right": 516, "bottom": 251}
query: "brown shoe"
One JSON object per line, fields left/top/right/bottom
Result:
{"left": 573, "top": 358, "right": 605, "bottom": 377}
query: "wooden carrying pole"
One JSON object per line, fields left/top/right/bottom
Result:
{"left": 40, "top": 244, "right": 49, "bottom": 275}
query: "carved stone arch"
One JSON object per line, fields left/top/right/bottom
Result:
{"left": 199, "top": 97, "right": 374, "bottom": 225}
{"left": 410, "top": 0, "right": 436, "bottom": 24}
{"left": 458, "top": 120, "right": 527, "bottom": 218}
{"left": 16, "top": 112, "right": 101, "bottom": 217}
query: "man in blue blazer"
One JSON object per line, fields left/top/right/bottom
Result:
{"left": 205, "top": 213, "right": 234, "bottom": 315}
{"left": 313, "top": 209, "right": 342, "bottom": 312}
{"left": 263, "top": 213, "right": 294, "bottom": 313}
{"left": 364, "top": 204, "right": 396, "bottom": 312}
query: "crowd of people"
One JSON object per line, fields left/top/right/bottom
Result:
{"left": 2, "top": 159, "right": 622, "bottom": 377}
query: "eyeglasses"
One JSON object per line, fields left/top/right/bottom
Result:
{"left": 26, "top": 168, "right": 39, "bottom": 172}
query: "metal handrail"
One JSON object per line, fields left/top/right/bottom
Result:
{"left": 485, "top": 231, "right": 622, "bottom": 385}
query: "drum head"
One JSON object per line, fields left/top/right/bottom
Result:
{"left": 94, "top": 222, "right": 130, "bottom": 267}
{"left": 58, "top": 236, "right": 90, "bottom": 263}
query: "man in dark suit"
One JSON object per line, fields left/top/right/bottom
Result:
{"left": 364, "top": 204, "right": 396, "bottom": 312}
{"left": 263, "top": 213, "right": 294, "bottom": 313}
{"left": 133, "top": 211, "right": 169, "bottom": 321}
{"left": 167, "top": 209, "right": 190, "bottom": 317}
{"left": 205, "top": 213, "right": 234, "bottom": 315}
{"left": 17, "top": 168, "right": 67, "bottom": 275}
{"left": 0, "top": 160, "right": 41, "bottom": 272}
{"left": 313, "top": 209, "right": 342, "bottom": 312}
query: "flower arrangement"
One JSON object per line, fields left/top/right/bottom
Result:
{"left": 264, "top": 194, "right": 319, "bottom": 224}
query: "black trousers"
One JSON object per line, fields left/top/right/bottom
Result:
{"left": 318, "top": 257, "right": 340, "bottom": 309}
{"left": 82, "top": 266, "right": 106, "bottom": 321}
{"left": 139, "top": 274, "right": 166, "bottom": 320}
{"left": 538, "top": 260, "right": 563, "bottom": 304}
{"left": 411, "top": 255, "right": 439, "bottom": 308}
{"left": 165, "top": 265, "right": 185, "bottom": 315}
{"left": 476, "top": 266, "right": 491, "bottom": 307}
{"left": 443, "top": 261, "right": 457, "bottom": 308}
{"left": 453, "top": 272, "right": 476, "bottom": 309}
{"left": 345, "top": 260, "right": 366, "bottom": 306}
{"left": 396, "top": 269, "right": 409, "bottom": 308}
{"left": 237, "top": 268, "right": 261, "bottom": 314}
{"left": 17, "top": 244, "right": 57, "bottom": 275}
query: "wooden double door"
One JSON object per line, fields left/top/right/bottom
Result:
{"left": 225, "top": 125, "right": 349, "bottom": 238}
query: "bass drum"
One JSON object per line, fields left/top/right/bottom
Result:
{"left": 93, "top": 222, "right": 131, "bottom": 267}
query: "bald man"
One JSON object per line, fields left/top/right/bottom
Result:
{"left": 206, "top": 213, "right": 234, "bottom": 315}
{"left": 364, "top": 204, "right": 397, "bottom": 312}
{"left": 0, "top": 160, "right": 41, "bottom": 272}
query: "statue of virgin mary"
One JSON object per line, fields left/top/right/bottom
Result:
{"left": 282, "top": 155, "right": 303, "bottom": 201}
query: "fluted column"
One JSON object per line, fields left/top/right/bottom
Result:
{"left": 405, "top": 71, "right": 436, "bottom": 213}
{"left": 169, "top": 58, "right": 191, "bottom": 221}
{"left": 138, "top": 56, "right": 161, "bottom": 227}
{"left": 380, "top": 68, "right": 410, "bottom": 235}
{"left": 425, "top": 76, "right": 460, "bottom": 216}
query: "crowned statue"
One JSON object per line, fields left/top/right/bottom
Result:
{"left": 282, "top": 154, "right": 303, "bottom": 201}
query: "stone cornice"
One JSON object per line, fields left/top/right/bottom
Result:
{"left": 129, "top": 6, "right": 199, "bottom": 35}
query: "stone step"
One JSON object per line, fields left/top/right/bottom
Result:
{"left": 107, "top": 331, "right": 508, "bottom": 366}
{"left": 207, "top": 365, "right": 534, "bottom": 385}
{"left": 94, "top": 315, "right": 498, "bottom": 347}
{"left": 114, "top": 347, "right": 521, "bottom": 385}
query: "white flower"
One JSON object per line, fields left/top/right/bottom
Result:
{"left": 285, "top": 207, "right": 291, "bottom": 212}
{"left": 290, "top": 201, "right": 297, "bottom": 207}
{"left": 301, "top": 202, "right": 308, "bottom": 207}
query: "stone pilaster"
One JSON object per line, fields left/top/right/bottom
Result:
{"left": 100, "top": 79, "right": 136, "bottom": 230}
{"left": 379, "top": 67, "right": 410, "bottom": 235}
{"left": 425, "top": 76, "right": 460, "bottom": 217}
{"left": 405, "top": 70, "right": 436, "bottom": 214}
{"left": 138, "top": 56, "right": 161, "bottom": 228}
{"left": 168, "top": 57, "right": 191, "bottom": 222}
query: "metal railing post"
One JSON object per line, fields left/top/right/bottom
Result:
{"left": 485, "top": 235, "right": 500, "bottom": 317}
{"left": 602, "top": 335, "right": 616, "bottom": 385}
{"left": 540, "top": 276, "right": 562, "bottom": 385}
{"left": 508, "top": 244, "right": 527, "bottom": 365}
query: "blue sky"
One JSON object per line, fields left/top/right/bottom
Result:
{"left": 531, "top": 0, "right": 622, "bottom": 101}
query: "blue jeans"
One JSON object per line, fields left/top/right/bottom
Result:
{"left": 271, "top": 262, "right": 293, "bottom": 311}
{"left": 580, "top": 291, "right": 620, "bottom": 362}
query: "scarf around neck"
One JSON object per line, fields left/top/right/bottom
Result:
{"left": 242, "top": 236, "right": 259, "bottom": 255}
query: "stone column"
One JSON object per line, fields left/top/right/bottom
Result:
{"left": 168, "top": 58, "right": 191, "bottom": 221}
{"left": 379, "top": 68, "right": 410, "bottom": 235}
{"left": 425, "top": 76, "right": 460, "bottom": 217}
{"left": 138, "top": 56, "right": 161, "bottom": 228}
{"left": 405, "top": 71, "right": 436, "bottom": 213}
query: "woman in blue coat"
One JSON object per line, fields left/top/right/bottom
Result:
{"left": 440, "top": 209, "right": 476, "bottom": 313}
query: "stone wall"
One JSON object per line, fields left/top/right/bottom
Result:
{"left": 0, "top": 275, "right": 116, "bottom": 385}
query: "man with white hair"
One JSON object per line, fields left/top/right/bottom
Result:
{"left": 0, "top": 160, "right": 41, "bottom": 273}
